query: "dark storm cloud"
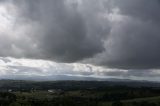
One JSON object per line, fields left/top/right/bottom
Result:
{"left": 100, "top": 18, "right": 160, "bottom": 69}
{"left": 10, "top": 0, "right": 109, "bottom": 62}
{"left": 1, "top": 0, "right": 160, "bottom": 69}
{"left": 113, "top": 0, "right": 160, "bottom": 21}
{"left": 92, "top": 0, "right": 160, "bottom": 69}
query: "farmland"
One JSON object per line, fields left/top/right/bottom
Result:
{"left": 0, "top": 80, "right": 160, "bottom": 106}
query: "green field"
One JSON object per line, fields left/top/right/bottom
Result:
{"left": 0, "top": 80, "right": 160, "bottom": 106}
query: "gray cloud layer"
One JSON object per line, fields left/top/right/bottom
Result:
{"left": 1, "top": 57, "right": 160, "bottom": 81}
{"left": 1, "top": 0, "right": 160, "bottom": 69}
{"left": 12, "top": 0, "right": 108, "bottom": 62}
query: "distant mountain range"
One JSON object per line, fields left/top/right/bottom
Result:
{"left": 0, "top": 74, "right": 144, "bottom": 82}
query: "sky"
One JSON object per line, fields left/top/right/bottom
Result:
{"left": 0, "top": 0, "right": 160, "bottom": 81}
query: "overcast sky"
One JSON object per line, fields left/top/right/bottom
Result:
{"left": 0, "top": 0, "right": 160, "bottom": 81}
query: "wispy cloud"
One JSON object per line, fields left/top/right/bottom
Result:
{"left": 0, "top": 57, "right": 160, "bottom": 81}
